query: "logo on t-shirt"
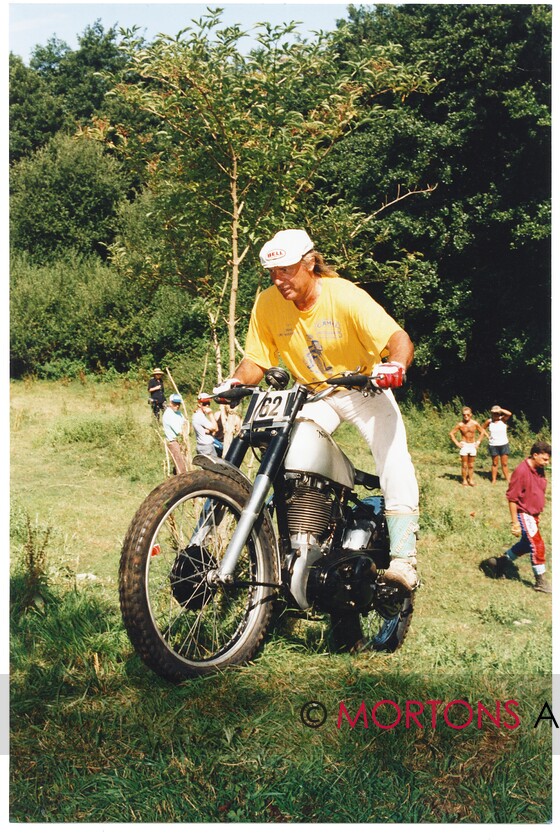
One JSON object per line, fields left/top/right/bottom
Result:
{"left": 314, "top": 318, "right": 342, "bottom": 339}
{"left": 304, "top": 336, "right": 333, "bottom": 375}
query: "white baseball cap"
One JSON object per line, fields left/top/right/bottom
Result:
{"left": 259, "top": 229, "right": 314, "bottom": 268}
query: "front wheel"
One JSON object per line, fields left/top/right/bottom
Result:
{"left": 119, "top": 471, "right": 278, "bottom": 682}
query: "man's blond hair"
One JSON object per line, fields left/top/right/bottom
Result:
{"left": 304, "top": 250, "right": 339, "bottom": 278}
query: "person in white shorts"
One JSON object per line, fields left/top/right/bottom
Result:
{"left": 449, "top": 406, "right": 487, "bottom": 487}
{"left": 482, "top": 405, "right": 512, "bottom": 483}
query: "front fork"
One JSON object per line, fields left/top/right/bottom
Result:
{"left": 210, "top": 432, "right": 289, "bottom": 583}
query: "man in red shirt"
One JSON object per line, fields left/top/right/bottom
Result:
{"left": 487, "top": 440, "right": 552, "bottom": 593}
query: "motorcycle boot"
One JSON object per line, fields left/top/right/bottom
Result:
{"left": 383, "top": 510, "right": 419, "bottom": 594}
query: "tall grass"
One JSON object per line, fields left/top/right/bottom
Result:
{"left": 10, "top": 511, "right": 55, "bottom": 615}
{"left": 9, "top": 378, "right": 552, "bottom": 823}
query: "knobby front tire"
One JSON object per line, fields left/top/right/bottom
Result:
{"left": 119, "top": 471, "right": 278, "bottom": 682}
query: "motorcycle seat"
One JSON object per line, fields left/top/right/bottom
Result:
{"left": 354, "top": 468, "right": 380, "bottom": 490}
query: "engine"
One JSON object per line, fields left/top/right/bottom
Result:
{"left": 284, "top": 474, "right": 386, "bottom": 613}
{"left": 285, "top": 474, "right": 338, "bottom": 542}
{"left": 306, "top": 548, "right": 378, "bottom": 611}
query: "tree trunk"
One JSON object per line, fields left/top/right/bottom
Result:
{"left": 208, "top": 310, "right": 223, "bottom": 384}
{"left": 228, "top": 155, "right": 240, "bottom": 378}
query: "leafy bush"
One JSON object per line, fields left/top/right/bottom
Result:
{"left": 10, "top": 250, "right": 148, "bottom": 376}
{"left": 10, "top": 247, "right": 218, "bottom": 384}
{"left": 49, "top": 415, "right": 131, "bottom": 448}
{"left": 10, "top": 133, "right": 127, "bottom": 261}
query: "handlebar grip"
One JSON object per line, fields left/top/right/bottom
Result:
{"left": 213, "top": 387, "right": 254, "bottom": 403}
{"left": 325, "top": 374, "right": 370, "bottom": 389}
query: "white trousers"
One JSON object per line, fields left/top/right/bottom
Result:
{"left": 299, "top": 389, "right": 419, "bottom": 512}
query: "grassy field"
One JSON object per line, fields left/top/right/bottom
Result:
{"left": 9, "top": 378, "right": 553, "bottom": 823}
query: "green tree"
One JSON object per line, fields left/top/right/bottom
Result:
{"left": 10, "top": 23, "right": 129, "bottom": 163}
{"left": 9, "top": 53, "right": 65, "bottom": 163}
{"left": 329, "top": 4, "right": 551, "bottom": 420}
{"left": 100, "top": 10, "right": 436, "bottom": 375}
{"left": 10, "top": 133, "right": 127, "bottom": 261}
{"left": 30, "top": 21, "right": 128, "bottom": 122}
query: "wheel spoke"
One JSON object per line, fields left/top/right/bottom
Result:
{"left": 146, "top": 488, "right": 265, "bottom": 663}
{"left": 120, "top": 472, "right": 278, "bottom": 679}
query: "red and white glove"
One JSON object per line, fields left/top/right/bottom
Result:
{"left": 371, "top": 361, "right": 406, "bottom": 389}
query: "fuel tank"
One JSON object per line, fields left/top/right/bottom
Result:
{"left": 284, "top": 418, "right": 355, "bottom": 488}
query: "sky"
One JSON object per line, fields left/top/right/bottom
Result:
{"left": 8, "top": 1, "right": 354, "bottom": 62}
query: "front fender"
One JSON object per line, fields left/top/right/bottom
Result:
{"left": 192, "top": 453, "right": 253, "bottom": 495}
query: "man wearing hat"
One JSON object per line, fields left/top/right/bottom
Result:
{"left": 162, "top": 393, "right": 188, "bottom": 473}
{"left": 147, "top": 367, "right": 166, "bottom": 420}
{"left": 192, "top": 393, "right": 222, "bottom": 456}
{"left": 215, "top": 228, "right": 420, "bottom": 594}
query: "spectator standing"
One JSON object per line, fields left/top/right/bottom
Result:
{"left": 449, "top": 407, "right": 486, "bottom": 487}
{"left": 215, "top": 406, "right": 242, "bottom": 450}
{"left": 192, "top": 393, "right": 222, "bottom": 456}
{"left": 148, "top": 368, "right": 166, "bottom": 420}
{"left": 482, "top": 405, "right": 512, "bottom": 483}
{"left": 162, "top": 393, "right": 187, "bottom": 474}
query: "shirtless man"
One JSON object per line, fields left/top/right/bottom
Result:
{"left": 449, "top": 407, "right": 487, "bottom": 487}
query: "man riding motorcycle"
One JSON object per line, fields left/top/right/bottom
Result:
{"left": 215, "top": 228, "right": 419, "bottom": 594}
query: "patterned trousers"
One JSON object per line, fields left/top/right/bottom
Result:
{"left": 507, "top": 512, "right": 545, "bottom": 568}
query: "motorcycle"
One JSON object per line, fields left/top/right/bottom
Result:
{"left": 119, "top": 367, "right": 414, "bottom": 682}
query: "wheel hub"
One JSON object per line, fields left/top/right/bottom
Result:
{"left": 169, "top": 546, "right": 216, "bottom": 609}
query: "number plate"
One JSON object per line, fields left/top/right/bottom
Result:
{"left": 244, "top": 390, "right": 292, "bottom": 429}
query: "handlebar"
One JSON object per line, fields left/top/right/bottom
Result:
{"left": 213, "top": 370, "right": 378, "bottom": 406}
{"left": 324, "top": 373, "right": 370, "bottom": 389}
{"left": 213, "top": 386, "right": 255, "bottom": 403}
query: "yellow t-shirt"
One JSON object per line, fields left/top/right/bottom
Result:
{"left": 244, "top": 276, "right": 401, "bottom": 386}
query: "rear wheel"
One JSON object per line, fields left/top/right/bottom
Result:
{"left": 119, "top": 471, "right": 278, "bottom": 682}
{"left": 331, "top": 589, "right": 414, "bottom": 653}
